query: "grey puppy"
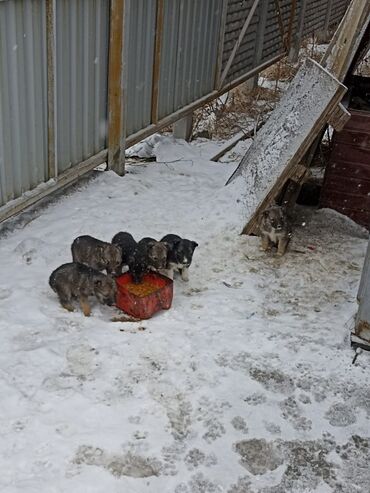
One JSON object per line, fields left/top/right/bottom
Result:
{"left": 137, "top": 237, "right": 169, "bottom": 271}
{"left": 259, "top": 205, "right": 292, "bottom": 256}
{"left": 71, "top": 235, "right": 122, "bottom": 276}
{"left": 49, "top": 262, "right": 117, "bottom": 316}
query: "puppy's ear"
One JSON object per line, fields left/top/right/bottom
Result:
{"left": 192, "top": 241, "right": 198, "bottom": 249}
{"left": 162, "top": 241, "right": 171, "bottom": 251}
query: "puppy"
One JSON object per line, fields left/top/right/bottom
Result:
{"left": 126, "top": 244, "right": 150, "bottom": 284}
{"left": 71, "top": 235, "right": 122, "bottom": 276}
{"left": 49, "top": 262, "right": 117, "bottom": 316}
{"left": 160, "top": 234, "right": 198, "bottom": 281}
{"left": 137, "top": 237, "right": 169, "bottom": 271}
{"left": 259, "top": 205, "right": 291, "bottom": 256}
{"left": 112, "top": 232, "right": 137, "bottom": 267}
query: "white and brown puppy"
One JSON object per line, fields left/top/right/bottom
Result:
{"left": 259, "top": 205, "right": 291, "bottom": 256}
{"left": 160, "top": 234, "right": 198, "bottom": 281}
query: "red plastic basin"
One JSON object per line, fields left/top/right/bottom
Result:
{"left": 115, "top": 272, "right": 173, "bottom": 319}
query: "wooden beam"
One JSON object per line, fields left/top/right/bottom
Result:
{"left": 289, "top": 0, "right": 307, "bottom": 62}
{"left": 321, "top": 0, "right": 370, "bottom": 81}
{"left": 46, "top": 0, "right": 57, "bottom": 180}
{"left": 107, "top": 0, "right": 125, "bottom": 176}
{"left": 327, "top": 103, "right": 351, "bottom": 132}
{"left": 218, "top": 0, "right": 261, "bottom": 89}
{"left": 151, "top": 0, "right": 164, "bottom": 124}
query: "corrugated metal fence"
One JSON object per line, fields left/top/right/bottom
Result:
{"left": 0, "top": 0, "right": 350, "bottom": 220}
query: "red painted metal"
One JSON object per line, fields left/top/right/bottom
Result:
{"left": 116, "top": 272, "right": 173, "bottom": 320}
{"left": 320, "top": 104, "right": 370, "bottom": 229}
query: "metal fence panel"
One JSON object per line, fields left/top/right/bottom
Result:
{"left": 125, "top": 0, "right": 157, "bottom": 137}
{"left": 221, "top": 0, "right": 260, "bottom": 85}
{"left": 330, "top": 0, "right": 349, "bottom": 25}
{"left": 0, "top": 0, "right": 352, "bottom": 218}
{"left": 56, "top": 0, "right": 109, "bottom": 173}
{"left": 303, "top": 0, "right": 328, "bottom": 36}
{"left": 157, "top": 0, "right": 223, "bottom": 120}
{"left": 0, "top": 0, "right": 47, "bottom": 206}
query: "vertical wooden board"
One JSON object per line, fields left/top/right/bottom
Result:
{"left": 46, "top": 0, "right": 56, "bottom": 179}
{"left": 108, "top": 0, "right": 125, "bottom": 175}
{"left": 225, "top": 58, "right": 346, "bottom": 233}
{"left": 151, "top": 0, "right": 164, "bottom": 124}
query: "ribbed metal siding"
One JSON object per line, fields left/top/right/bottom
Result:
{"left": 125, "top": 0, "right": 156, "bottom": 137}
{"left": 329, "top": 0, "right": 349, "bottom": 25}
{"left": 221, "top": 0, "right": 260, "bottom": 85}
{"left": 0, "top": 0, "right": 47, "bottom": 206}
{"left": 221, "top": 0, "right": 298, "bottom": 85}
{"left": 56, "top": 0, "right": 109, "bottom": 173}
{"left": 303, "top": 0, "right": 328, "bottom": 36}
{"left": 158, "top": 0, "right": 223, "bottom": 120}
{"left": 260, "top": 0, "right": 296, "bottom": 64}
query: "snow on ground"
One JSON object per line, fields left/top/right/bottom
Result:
{"left": 0, "top": 137, "right": 370, "bottom": 493}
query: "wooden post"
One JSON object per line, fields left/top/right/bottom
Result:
{"left": 46, "top": 0, "right": 57, "bottom": 179}
{"left": 250, "top": 0, "right": 269, "bottom": 88}
{"left": 317, "top": 0, "right": 333, "bottom": 43}
{"left": 321, "top": 0, "right": 369, "bottom": 81}
{"left": 107, "top": 0, "right": 125, "bottom": 176}
{"left": 151, "top": 0, "right": 164, "bottom": 124}
{"left": 173, "top": 114, "right": 193, "bottom": 141}
{"left": 288, "top": 0, "right": 307, "bottom": 62}
{"left": 214, "top": 0, "right": 228, "bottom": 89}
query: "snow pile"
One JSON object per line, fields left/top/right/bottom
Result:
{"left": 0, "top": 139, "right": 369, "bottom": 493}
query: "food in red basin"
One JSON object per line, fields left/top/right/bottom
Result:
{"left": 115, "top": 272, "right": 173, "bottom": 319}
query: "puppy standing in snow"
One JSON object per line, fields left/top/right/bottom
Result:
{"left": 71, "top": 235, "right": 122, "bottom": 276}
{"left": 259, "top": 205, "right": 291, "bottom": 256}
{"left": 49, "top": 263, "right": 117, "bottom": 316}
{"left": 112, "top": 233, "right": 169, "bottom": 283}
{"left": 160, "top": 234, "right": 198, "bottom": 281}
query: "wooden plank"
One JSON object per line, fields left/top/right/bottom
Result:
{"left": 151, "top": 0, "right": 164, "bottom": 124}
{"left": 327, "top": 103, "right": 351, "bottom": 132}
{"left": 211, "top": 131, "right": 249, "bottom": 162}
{"left": 223, "top": 58, "right": 346, "bottom": 235}
{"left": 107, "top": 0, "right": 125, "bottom": 175}
{"left": 218, "top": 0, "right": 261, "bottom": 89}
{"left": 46, "top": 0, "right": 57, "bottom": 179}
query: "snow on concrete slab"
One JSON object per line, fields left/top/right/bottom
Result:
{"left": 0, "top": 138, "right": 369, "bottom": 492}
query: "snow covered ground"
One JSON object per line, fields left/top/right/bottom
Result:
{"left": 0, "top": 136, "right": 370, "bottom": 493}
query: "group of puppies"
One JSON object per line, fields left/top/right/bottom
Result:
{"left": 49, "top": 233, "right": 198, "bottom": 316}
{"left": 48, "top": 203, "right": 289, "bottom": 317}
